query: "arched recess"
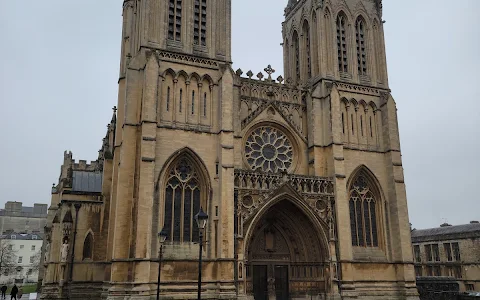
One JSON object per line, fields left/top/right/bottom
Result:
{"left": 292, "top": 30, "right": 300, "bottom": 83}
{"left": 160, "top": 69, "right": 176, "bottom": 122}
{"left": 311, "top": 11, "right": 319, "bottom": 76}
{"left": 336, "top": 11, "right": 349, "bottom": 74}
{"left": 347, "top": 165, "right": 385, "bottom": 249}
{"left": 155, "top": 147, "right": 212, "bottom": 243}
{"left": 372, "top": 18, "right": 385, "bottom": 84}
{"left": 242, "top": 190, "right": 331, "bottom": 297}
{"left": 302, "top": 20, "right": 311, "bottom": 79}
{"left": 82, "top": 230, "right": 94, "bottom": 260}
{"left": 324, "top": 7, "right": 334, "bottom": 74}
{"left": 355, "top": 15, "right": 368, "bottom": 76}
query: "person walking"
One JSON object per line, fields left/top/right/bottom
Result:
{"left": 1, "top": 285, "right": 7, "bottom": 299}
{"left": 10, "top": 285, "right": 18, "bottom": 300}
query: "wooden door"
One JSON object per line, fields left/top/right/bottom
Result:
{"left": 253, "top": 265, "right": 268, "bottom": 300}
{"left": 275, "top": 265, "right": 289, "bottom": 300}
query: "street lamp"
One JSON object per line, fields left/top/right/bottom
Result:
{"left": 195, "top": 207, "right": 209, "bottom": 300}
{"left": 156, "top": 227, "right": 168, "bottom": 300}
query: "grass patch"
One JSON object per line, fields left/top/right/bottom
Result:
{"left": 5, "top": 283, "right": 37, "bottom": 294}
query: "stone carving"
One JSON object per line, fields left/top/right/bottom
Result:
{"left": 267, "top": 277, "right": 276, "bottom": 300}
{"left": 234, "top": 170, "right": 335, "bottom": 223}
{"left": 245, "top": 126, "right": 293, "bottom": 173}
{"left": 156, "top": 50, "right": 219, "bottom": 68}
{"left": 240, "top": 98, "right": 306, "bottom": 140}
{"left": 60, "top": 240, "right": 69, "bottom": 263}
{"left": 44, "top": 242, "right": 50, "bottom": 263}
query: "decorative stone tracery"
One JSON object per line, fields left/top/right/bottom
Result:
{"left": 245, "top": 126, "right": 294, "bottom": 173}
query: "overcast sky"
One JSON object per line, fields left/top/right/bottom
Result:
{"left": 0, "top": 1, "right": 478, "bottom": 229}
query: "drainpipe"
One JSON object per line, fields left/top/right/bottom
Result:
{"left": 69, "top": 203, "right": 81, "bottom": 282}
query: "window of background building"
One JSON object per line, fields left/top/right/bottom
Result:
{"left": 415, "top": 266, "right": 422, "bottom": 277}
{"left": 18, "top": 257, "right": 22, "bottom": 263}
{"left": 8, "top": 245, "right": 12, "bottom": 250}
{"left": 425, "top": 245, "right": 433, "bottom": 261}
{"left": 414, "top": 245, "right": 421, "bottom": 262}
{"left": 433, "top": 266, "right": 441, "bottom": 276}
{"left": 466, "top": 284, "right": 474, "bottom": 291}
{"left": 426, "top": 266, "right": 433, "bottom": 276}
{"left": 445, "top": 266, "right": 454, "bottom": 277}
{"left": 20, "top": 245, "right": 24, "bottom": 249}
{"left": 11, "top": 235, "right": 16, "bottom": 239}
{"left": 32, "top": 235, "right": 38, "bottom": 240}
{"left": 31, "top": 245, "right": 35, "bottom": 251}
{"left": 452, "top": 242, "right": 461, "bottom": 261}
{"left": 433, "top": 244, "right": 440, "bottom": 261}
{"left": 444, "top": 243, "right": 453, "bottom": 261}
{"left": 454, "top": 266, "right": 463, "bottom": 278}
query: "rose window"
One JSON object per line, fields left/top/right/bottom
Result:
{"left": 245, "top": 126, "right": 293, "bottom": 173}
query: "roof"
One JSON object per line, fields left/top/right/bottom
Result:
{"left": 0, "top": 233, "right": 44, "bottom": 240}
{"left": 411, "top": 223, "right": 480, "bottom": 243}
{"left": 72, "top": 171, "right": 102, "bottom": 193}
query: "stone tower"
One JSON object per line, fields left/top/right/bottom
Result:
{"left": 41, "top": 0, "right": 419, "bottom": 299}
{"left": 110, "top": 0, "right": 235, "bottom": 298}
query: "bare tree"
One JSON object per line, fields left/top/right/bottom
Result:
{"left": 30, "top": 250, "right": 42, "bottom": 272}
{"left": 0, "top": 238, "right": 17, "bottom": 278}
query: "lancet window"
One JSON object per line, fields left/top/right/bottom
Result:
{"left": 168, "top": 0, "right": 182, "bottom": 41}
{"left": 293, "top": 31, "right": 300, "bottom": 82}
{"left": 82, "top": 233, "right": 93, "bottom": 260}
{"left": 336, "top": 13, "right": 348, "bottom": 73}
{"left": 356, "top": 17, "right": 367, "bottom": 75}
{"left": 303, "top": 21, "right": 311, "bottom": 78}
{"left": 194, "top": 0, "right": 207, "bottom": 46}
{"left": 203, "top": 92, "right": 207, "bottom": 117}
{"left": 164, "top": 158, "right": 202, "bottom": 243}
{"left": 349, "top": 169, "right": 379, "bottom": 247}
{"left": 166, "top": 87, "right": 171, "bottom": 111}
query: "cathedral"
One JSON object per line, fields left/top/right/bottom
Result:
{"left": 40, "top": 0, "right": 420, "bottom": 299}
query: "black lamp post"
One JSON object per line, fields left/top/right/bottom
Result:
{"left": 195, "top": 207, "right": 209, "bottom": 300}
{"left": 156, "top": 228, "right": 168, "bottom": 300}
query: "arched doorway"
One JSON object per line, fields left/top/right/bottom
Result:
{"left": 245, "top": 200, "right": 329, "bottom": 300}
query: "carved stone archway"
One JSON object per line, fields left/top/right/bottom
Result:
{"left": 243, "top": 199, "right": 330, "bottom": 300}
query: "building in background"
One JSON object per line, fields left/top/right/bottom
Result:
{"left": 0, "top": 233, "right": 43, "bottom": 284}
{"left": 411, "top": 221, "right": 480, "bottom": 292}
{"left": 0, "top": 201, "right": 48, "bottom": 234}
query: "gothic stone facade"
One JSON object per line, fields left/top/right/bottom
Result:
{"left": 41, "top": 0, "right": 419, "bottom": 299}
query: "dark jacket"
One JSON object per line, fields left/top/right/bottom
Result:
{"left": 1, "top": 285, "right": 6, "bottom": 292}
{"left": 10, "top": 285, "right": 18, "bottom": 295}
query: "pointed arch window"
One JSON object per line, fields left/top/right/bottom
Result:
{"left": 166, "top": 87, "right": 171, "bottom": 111}
{"left": 82, "top": 233, "right": 93, "bottom": 260}
{"left": 194, "top": 0, "right": 207, "bottom": 46}
{"left": 356, "top": 17, "right": 367, "bottom": 75}
{"left": 293, "top": 31, "right": 300, "bottom": 82}
{"left": 164, "top": 158, "right": 202, "bottom": 242}
{"left": 191, "top": 91, "right": 195, "bottom": 114}
{"left": 178, "top": 88, "right": 183, "bottom": 112}
{"left": 168, "top": 0, "right": 182, "bottom": 41}
{"left": 203, "top": 92, "right": 207, "bottom": 117}
{"left": 349, "top": 169, "right": 379, "bottom": 247}
{"left": 303, "top": 21, "right": 311, "bottom": 78}
{"left": 336, "top": 13, "right": 348, "bottom": 73}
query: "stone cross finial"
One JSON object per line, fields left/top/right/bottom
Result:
{"left": 113, "top": 106, "right": 117, "bottom": 113}
{"left": 264, "top": 65, "right": 275, "bottom": 81}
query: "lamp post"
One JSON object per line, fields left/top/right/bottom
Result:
{"left": 156, "top": 228, "right": 168, "bottom": 300}
{"left": 195, "top": 207, "right": 209, "bottom": 300}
